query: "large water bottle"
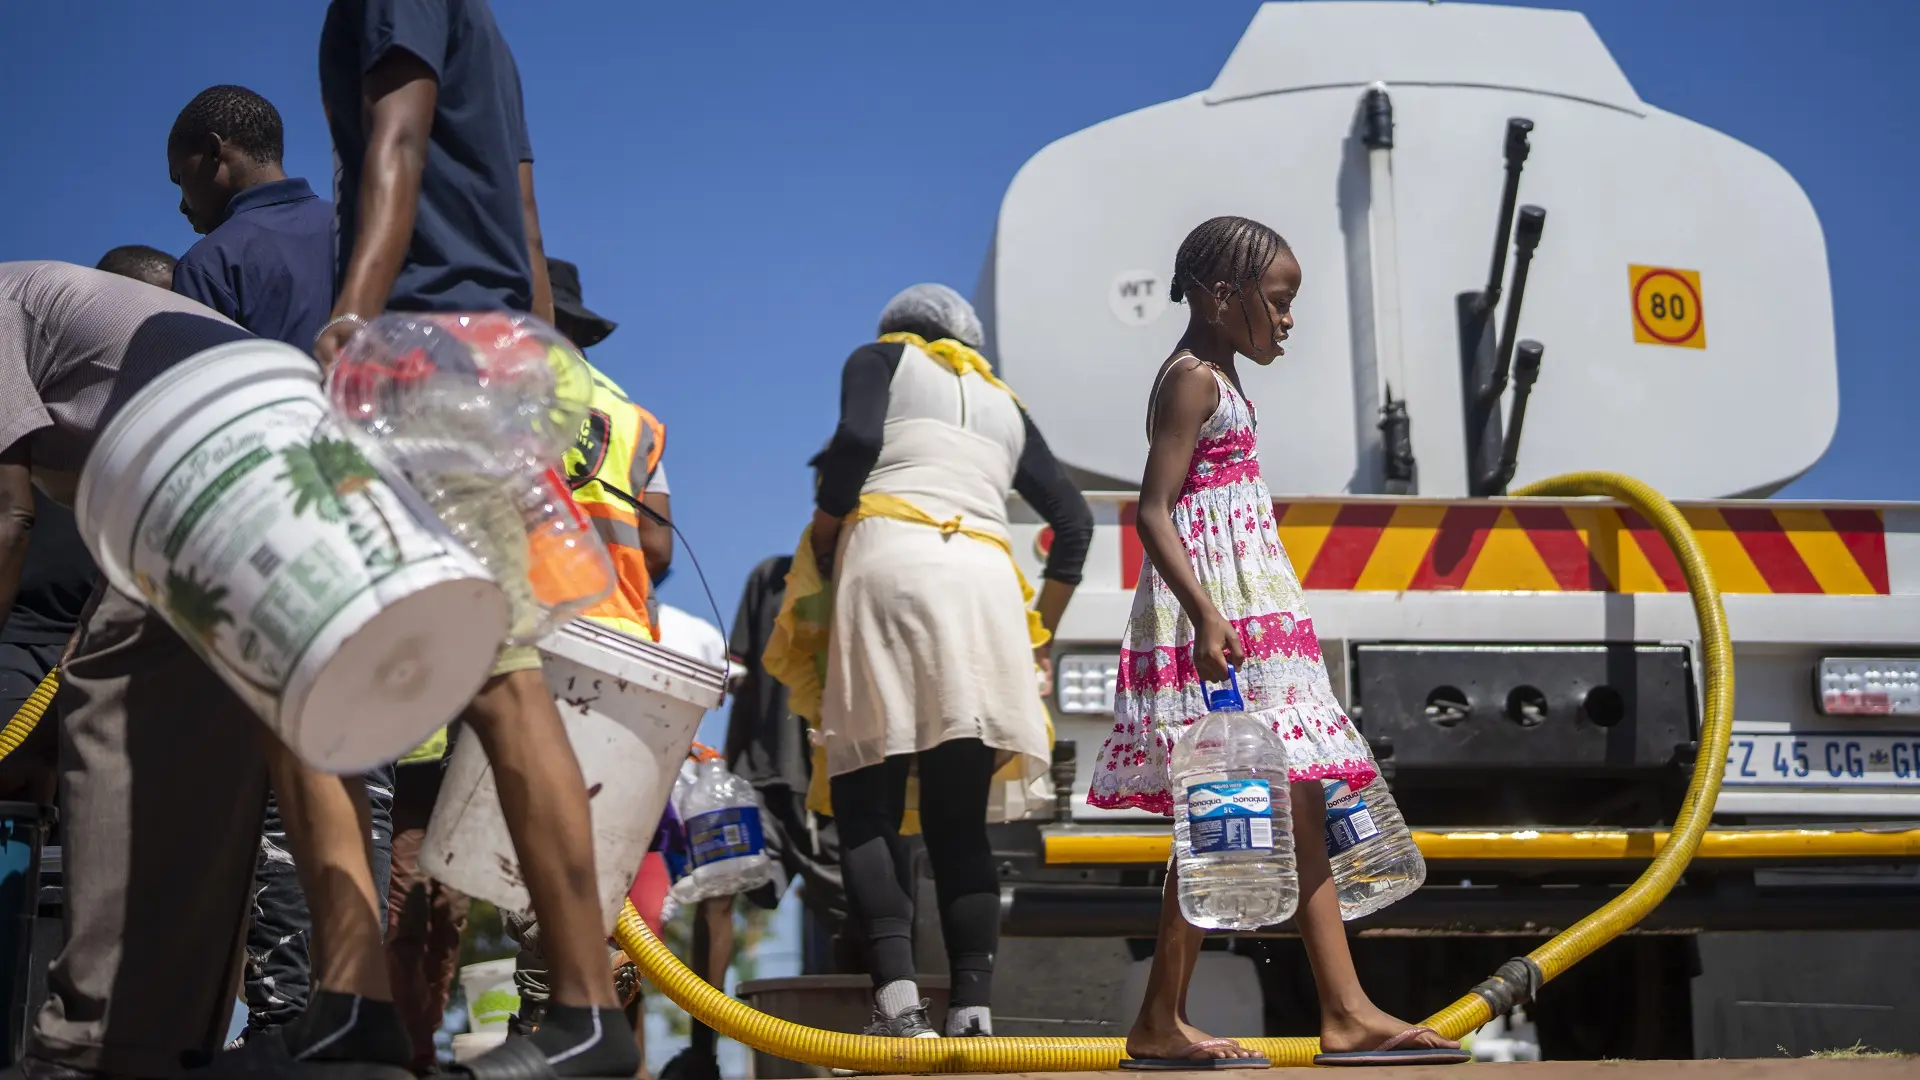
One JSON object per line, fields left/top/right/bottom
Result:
{"left": 408, "top": 467, "right": 614, "bottom": 643}
{"left": 659, "top": 760, "right": 698, "bottom": 920}
{"left": 1171, "top": 670, "right": 1297, "bottom": 930}
{"left": 328, "top": 311, "right": 594, "bottom": 476}
{"left": 328, "top": 314, "right": 613, "bottom": 641}
{"left": 676, "top": 757, "right": 777, "bottom": 901}
{"left": 663, "top": 758, "right": 698, "bottom": 886}
{"left": 1323, "top": 776, "right": 1426, "bottom": 920}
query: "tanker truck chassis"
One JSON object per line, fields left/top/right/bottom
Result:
{"left": 962, "top": 3, "right": 1920, "bottom": 1058}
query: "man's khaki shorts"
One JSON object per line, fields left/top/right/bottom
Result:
{"left": 430, "top": 474, "right": 544, "bottom": 677}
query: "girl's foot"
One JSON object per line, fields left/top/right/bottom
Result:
{"left": 1318, "top": 1005, "right": 1460, "bottom": 1054}
{"left": 1125, "top": 1016, "right": 1265, "bottom": 1063}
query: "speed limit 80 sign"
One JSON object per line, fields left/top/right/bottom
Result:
{"left": 1629, "top": 265, "right": 1705, "bottom": 349}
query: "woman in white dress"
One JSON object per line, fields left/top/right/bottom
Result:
{"left": 807, "top": 285, "right": 1093, "bottom": 1038}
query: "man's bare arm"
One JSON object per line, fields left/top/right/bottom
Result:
{"left": 519, "top": 161, "right": 554, "bottom": 324}
{"left": 639, "top": 491, "right": 671, "bottom": 583}
{"left": 314, "top": 50, "right": 439, "bottom": 367}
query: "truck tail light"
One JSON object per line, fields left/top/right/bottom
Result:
{"left": 1056, "top": 654, "right": 1119, "bottom": 714}
{"left": 1818, "top": 657, "right": 1920, "bottom": 716}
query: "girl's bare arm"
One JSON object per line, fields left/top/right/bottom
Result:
{"left": 1138, "top": 361, "right": 1244, "bottom": 680}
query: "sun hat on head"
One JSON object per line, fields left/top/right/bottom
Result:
{"left": 876, "top": 283, "right": 983, "bottom": 350}
{"left": 546, "top": 257, "right": 617, "bottom": 348}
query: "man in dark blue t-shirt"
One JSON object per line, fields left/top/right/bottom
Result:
{"left": 272, "top": 4, "right": 629, "bottom": 1078}
{"left": 316, "top": 0, "right": 548, "bottom": 330}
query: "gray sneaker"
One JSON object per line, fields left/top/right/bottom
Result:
{"left": 862, "top": 1000, "right": 938, "bottom": 1039}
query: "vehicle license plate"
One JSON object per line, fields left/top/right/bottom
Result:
{"left": 1724, "top": 733, "right": 1920, "bottom": 786}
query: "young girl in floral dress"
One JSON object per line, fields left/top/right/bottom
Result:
{"left": 1090, "top": 217, "right": 1465, "bottom": 1068}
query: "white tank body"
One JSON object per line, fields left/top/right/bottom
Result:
{"left": 980, "top": 1, "right": 1837, "bottom": 500}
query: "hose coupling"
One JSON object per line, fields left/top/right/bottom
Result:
{"left": 1470, "top": 956, "right": 1543, "bottom": 1018}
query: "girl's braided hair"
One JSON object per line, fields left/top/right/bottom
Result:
{"left": 1169, "top": 215, "right": 1290, "bottom": 305}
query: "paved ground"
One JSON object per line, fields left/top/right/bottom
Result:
{"left": 883, "top": 1064, "right": 1916, "bottom": 1079}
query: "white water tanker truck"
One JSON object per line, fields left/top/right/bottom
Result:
{"left": 964, "top": 1, "right": 1920, "bottom": 1059}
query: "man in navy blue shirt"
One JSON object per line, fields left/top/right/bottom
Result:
{"left": 167, "top": 86, "right": 336, "bottom": 348}
{"left": 285, "top": 3, "right": 629, "bottom": 1078}
{"left": 315, "top": 0, "right": 550, "bottom": 332}
{"left": 167, "top": 83, "right": 399, "bottom": 1048}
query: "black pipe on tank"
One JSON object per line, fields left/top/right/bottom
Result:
{"left": 1380, "top": 390, "right": 1416, "bottom": 495}
{"left": 1491, "top": 207, "right": 1547, "bottom": 399}
{"left": 1481, "top": 118, "right": 1534, "bottom": 313}
{"left": 1468, "top": 207, "right": 1546, "bottom": 496}
{"left": 1480, "top": 340, "right": 1544, "bottom": 496}
{"left": 1362, "top": 85, "right": 1394, "bottom": 149}
{"left": 1458, "top": 117, "right": 1547, "bottom": 498}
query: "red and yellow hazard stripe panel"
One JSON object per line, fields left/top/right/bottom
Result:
{"left": 1043, "top": 827, "right": 1920, "bottom": 865}
{"left": 1094, "top": 500, "right": 1890, "bottom": 595}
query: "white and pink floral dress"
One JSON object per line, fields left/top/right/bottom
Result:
{"left": 1087, "top": 366, "right": 1377, "bottom": 816}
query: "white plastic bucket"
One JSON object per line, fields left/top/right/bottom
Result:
{"left": 422, "top": 619, "right": 724, "bottom": 929}
{"left": 459, "top": 957, "right": 521, "bottom": 1032}
{"left": 452, "top": 1031, "right": 510, "bottom": 1063}
{"left": 74, "top": 340, "right": 510, "bottom": 773}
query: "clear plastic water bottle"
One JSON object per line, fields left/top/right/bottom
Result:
{"left": 1171, "top": 669, "right": 1297, "bottom": 930}
{"left": 665, "top": 758, "right": 698, "bottom": 882}
{"left": 676, "top": 756, "right": 777, "bottom": 901}
{"left": 1324, "top": 776, "right": 1426, "bottom": 920}
{"left": 327, "top": 312, "right": 594, "bottom": 477}
{"left": 327, "top": 312, "right": 613, "bottom": 641}
{"left": 660, "top": 760, "right": 698, "bottom": 918}
{"left": 407, "top": 467, "right": 613, "bottom": 644}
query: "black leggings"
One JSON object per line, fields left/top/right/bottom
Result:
{"left": 830, "top": 738, "right": 1000, "bottom": 1008}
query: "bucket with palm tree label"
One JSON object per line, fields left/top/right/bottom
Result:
{"left": 76, "top": 340, "right": 511, "bottom": 773}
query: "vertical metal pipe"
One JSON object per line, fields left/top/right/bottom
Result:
{"left": 1363, "top": 84, "right": 1416, "bottom": 495}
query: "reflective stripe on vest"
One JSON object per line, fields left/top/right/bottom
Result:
{"left": 563, "top": 365, "right": 664, "bottom": 640}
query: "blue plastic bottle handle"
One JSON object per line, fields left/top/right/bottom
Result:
{"left": 1205, "top": 666, "right": 1245, "bottom": 712}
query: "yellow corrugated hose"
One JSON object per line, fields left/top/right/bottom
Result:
{"left": 1417, "top": 471, "right": 1732, "bottom": 1040}
{"left": 0, "top": 473, "right": 1724, "bottom": 1071}
{"left": 613, "top": 470, "right": 1734, "bottom": 1071}
{"left": 0, "top": 669, "right": 58, "bottom": 760}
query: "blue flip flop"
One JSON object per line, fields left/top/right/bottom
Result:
{"left": 1312, "top": 1027, "right": 1471, "bottom": 1066}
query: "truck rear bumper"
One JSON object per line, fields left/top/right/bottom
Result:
{"left": 1001, "top": 878, "right": 1920, "bottom": 937}
{"left": 998, "top": 824, "right": 1920, "bottom": 937}
{"left": 1042, "top": 823, "right": 1920, "bottom": 867}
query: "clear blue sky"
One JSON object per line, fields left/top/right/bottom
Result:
{"left": 2, "top": 0, "right": 1913, "bottom": 627}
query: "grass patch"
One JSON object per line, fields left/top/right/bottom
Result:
{"left": 1798, "top": 1041, "right": 1914, "bottom": 1060}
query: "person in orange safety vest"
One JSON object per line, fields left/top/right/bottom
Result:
{"left": 549, "top": 257, "right": 671, "bottom": 641}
